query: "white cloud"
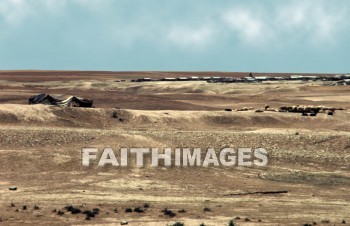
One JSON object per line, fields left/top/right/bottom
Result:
{"left": 41, "top": 0, "right": 69, "bottom": 13}
{"left": 167, "top": 25, "right": 215, "bottom": 48}
{"left": 0, "top": 0, "right": 348, "bottom": 48}
{"left": 0, "top": 0, "right": 111, "bottom": 26}
{"left": 277, "top": 1, "right": 346, "bottom": 42}
{"left": 221, "top": 1, "right": 349, "bottom": 46}
{"left": 113, "top": 23, "right": 159, "bottom": 47}
{"left": 0, "top": 0, "right": 69, "bottom": 26}
{"left": 223, "top": 9, "right": 269, "bottom": 44}
{"left": 0, "top": 0, "right": 33, "bottom": 26}
{"left": 73, "top": 0, "right": 112, "bottom": 12}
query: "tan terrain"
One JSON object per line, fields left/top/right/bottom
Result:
{"left": 0, "top": 71, "right": 350, "bottom": 226}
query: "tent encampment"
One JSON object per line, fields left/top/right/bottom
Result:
{"left": 28, "top": 93, "right": 93, "bottom": 107}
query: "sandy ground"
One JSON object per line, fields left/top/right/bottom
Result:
{"left": 0, "top": 71, "right": 350, "bottom": 225}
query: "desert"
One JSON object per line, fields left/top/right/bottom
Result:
{"left": 0, "top": 71, "right": 350, "bottom": 225}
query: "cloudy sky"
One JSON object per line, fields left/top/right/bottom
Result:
{"left": 0, "top": 0, "right": 349, "bottom": 73}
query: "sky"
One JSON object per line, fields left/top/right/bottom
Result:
{"left": 0, "top": 0, "right": 349, "bottom": 73}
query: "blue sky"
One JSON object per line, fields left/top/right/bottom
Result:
{"left": 0, "top": 0, "right": 349, "bottom": 73}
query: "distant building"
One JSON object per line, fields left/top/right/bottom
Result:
{"left": 303, "top": 76, "right": 317, "bottom": 81}
{"left": 223, "top": 77, "right": 235, "bottom": 82}
{"left": 334, "top": 75, "right": 344, "bottom": 80}
{"left": 244, "top": 77, "right": 256, "bottom": 82}
{"left": 255, "top": 76, "right": 268, "bottom": 81}
{"left": 290, "top": 75, "right": 304, "bottom": 80}
{"left": 177, "top": 77, "right": 189, "bottom": 81}
{"left": 212, "top": 76, "right": 221, "bottom": 80}
{"left": 161, "top": 78, "right": 176, "bottom": 81}
{"left": 202, "top": 77, "right": 212, "bottom": 80}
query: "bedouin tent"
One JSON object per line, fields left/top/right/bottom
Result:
{"left": 28, "top": 93, "right": 93, "bottom": 107}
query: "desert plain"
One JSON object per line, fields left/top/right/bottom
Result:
{"left": 0, "top": 71, "right": 350, "bottom": 225}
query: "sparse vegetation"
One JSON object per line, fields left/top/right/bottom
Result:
{"left": 321, "top": 219, "right": 330, "bottom": 223}
{"left": 65, "top": 205, "right": 81, "bottom": 214}
{"left": 112, "top": 111, "right": 118, "bottom": 118}
{"left": 125, "top": 208, "right": 133, "bottom": 213}
{"left": 203, "top": 207, "right": 211, "bottom": 212}
{"left": 61, "top": 205, "right": 101, "bottom": 219}
{"left": 162, "top": 208, "right": 176, "bottom": 217}
{"left": 134, "top": 207, "right": 144, "bottom": 213}
{"left": 228, "top": 220, "right": 235, "bottom": 226}
{"left": 169, "top": 222, "right": 184, "bottom": 226}
{"left": 83, "top": 210, "right": 95, "bottom": 218}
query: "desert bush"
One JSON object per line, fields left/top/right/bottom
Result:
{"left": 125, "top": 207, "right": 133, "bottom": 213}
{"left": 203, "top": 207, "right": 211, "bottom": 212}
{"left": 162, "top": 208, "right": 176, "bottom": 217}
{"left": 228, "top": 220, "right": 235, "bottom": 226}
{"left": 170, "top": 222, "right": 184, "bottom": 226}
{"left": 134, "top": 207, "right": 144, "bottom": 213}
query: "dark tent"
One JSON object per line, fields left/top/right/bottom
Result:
{"left": 28, "top": 93, "right": 93, "bottom": 107}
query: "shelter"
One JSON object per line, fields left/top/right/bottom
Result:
{"left": 28, "top": 93, "right": 93, "bottom": 107}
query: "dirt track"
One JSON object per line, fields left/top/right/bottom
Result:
{"left": 0, "top": 71, "right": 350, "bottom": 225}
